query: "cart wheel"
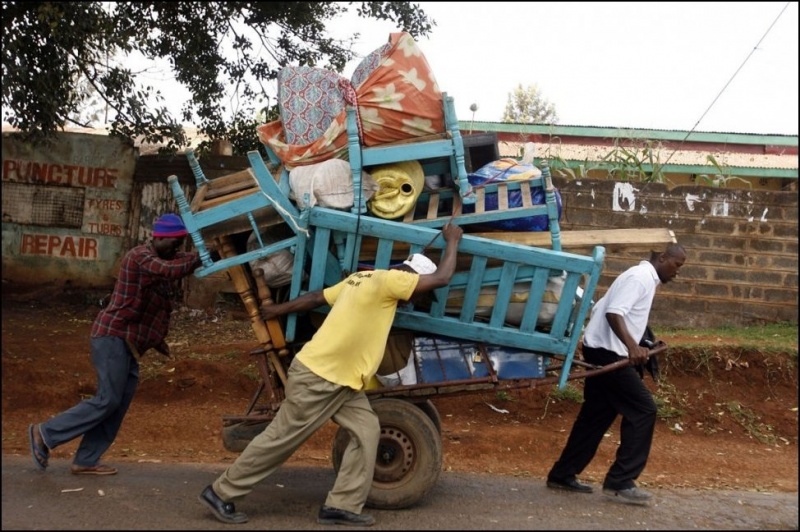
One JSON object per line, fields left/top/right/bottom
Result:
{"left": 331, "top": 398, "right": 442, "bottom": 510}
{"left": 415, "top": 399, "right": 442, "bottom": 434}
{"left": 221, "top": 420, "right": 269, "bottom": 452}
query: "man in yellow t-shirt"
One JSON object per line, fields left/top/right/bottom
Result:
{"left": 198, "top": 224, "right": 463, "bottom": 527}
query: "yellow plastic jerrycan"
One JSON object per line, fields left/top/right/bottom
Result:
{"left": 367, "top": 160, "right": 424, "bottom": 219}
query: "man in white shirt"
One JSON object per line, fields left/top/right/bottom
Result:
{"left": 546, "top": 244, "right": 686, "bottom": 505}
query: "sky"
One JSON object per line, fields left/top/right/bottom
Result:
{"left": 44, "top": 1, "right": 798, "bottom": 137}
{"left": 325, "top": 1, "right": 798, "bottom": 136}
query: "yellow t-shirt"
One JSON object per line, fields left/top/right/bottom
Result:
{"left": 296, "top": 269, "right": 418, "bottom": 390}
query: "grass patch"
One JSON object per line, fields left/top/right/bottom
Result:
{"left": 495, "top": 390, "right": 515, "bottom": 402}
{"left": 725, "top": 400, "right": 777, "bottom": 445}
{"left": 653, "top": 380, "right": 688, "bottom": 421}
{"left": 659, "top": 322, "right": 798, "bottom": 356}
{"left": 548, "top": 383, "right": 583, "bottom": 403}
{"left": 238, "top": 363, "right": 261, "bottom": 381}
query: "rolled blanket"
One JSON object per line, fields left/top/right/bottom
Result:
{"left": 367, "top": 160, "right": 425, "bottom": 219}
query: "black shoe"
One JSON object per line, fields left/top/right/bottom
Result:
{"left": 317, "top": 505, "right": 375, "bottom": 526}
{"left": 546, "top": 476, "right": 594, "bottom": 493}
{"left": 198, "top": 485, "right": 248, "bottom": 524}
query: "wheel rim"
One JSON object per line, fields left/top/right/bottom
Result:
{"left": 373, "top": 425, "right": 415, "bottom": 483}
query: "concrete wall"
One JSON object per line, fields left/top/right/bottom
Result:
{"left": 2, "top": 132, "right": 137, "bottom": 292}
{"left": 552, "top": 177, "right": 798, "bottom": 328}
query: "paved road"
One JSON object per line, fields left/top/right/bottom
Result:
{"left": 2, "top": 454, "right": 797, "bottom": 530}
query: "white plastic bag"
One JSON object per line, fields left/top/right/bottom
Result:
{"left": 376, "top": 350, "right": 417, "bottom": 387}
{"left": 247, "top": 229, "right": 295, "bottom": 288}
{"left": 289, "top": 159, "right": 378, "bottom": 210}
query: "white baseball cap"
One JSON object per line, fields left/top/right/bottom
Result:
{"left": 403, "top": 253, "right": 437, "bottom": 275}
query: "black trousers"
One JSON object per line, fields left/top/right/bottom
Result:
{"left": 548, "top": 344, "right": 657, "bottom": 490}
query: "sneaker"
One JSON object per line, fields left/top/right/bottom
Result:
{"left": 602, "top": 486, "right": 653, "bottom": 505}
{"left": 317, "top": 505, "right": 375, "bottom": 526}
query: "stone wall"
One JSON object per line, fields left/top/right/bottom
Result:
{"left": 552, "top": 177, "right": 798, "bottom": 328}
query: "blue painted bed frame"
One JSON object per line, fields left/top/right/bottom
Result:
{"left": 168, "top": 143, "right": 605, "bottom": 390}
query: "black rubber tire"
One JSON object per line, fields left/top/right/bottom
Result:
{"left": 414, "top": 399, "right": 442, "bottom": 434}
{"left": 221, "top": 420, "right": 270, "bottom": 452}
{"left": 331, "top": 398, "right": 443, "bottom": 510}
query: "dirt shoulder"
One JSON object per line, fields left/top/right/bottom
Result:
{"left": 2, "top": 296, "right": 797, "bottom": 493}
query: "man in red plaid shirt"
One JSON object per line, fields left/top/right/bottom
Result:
{"left": 28, "top": 214, "right": 201, "bottom": 475}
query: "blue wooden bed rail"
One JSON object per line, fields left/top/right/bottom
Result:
{"left": 301, "top": 207, "right": 604, "bottom": 389}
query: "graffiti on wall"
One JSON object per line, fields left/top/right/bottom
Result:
{"left": 612, "top": 182, "right": 637, "bottom": 212}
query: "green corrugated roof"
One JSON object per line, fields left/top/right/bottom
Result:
{"left": 460, "top": 121, "right": 798, "bottom": 147}
{"left": 539, "top": 159, "right": 797, "bottom": 179}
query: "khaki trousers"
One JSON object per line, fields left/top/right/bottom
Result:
{"left": 213, "top": 358, "right": 380, "bottom": 513}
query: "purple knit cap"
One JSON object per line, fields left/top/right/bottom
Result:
{"left": 153, "top": 214, "right": 188, "bottom": 238}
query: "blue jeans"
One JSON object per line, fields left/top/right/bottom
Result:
{"left": 39, "top": 336, "right": 139, "bottom": 467}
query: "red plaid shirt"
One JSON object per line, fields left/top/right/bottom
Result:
{"left": 91, "top": 243, "right": 201, "bottom": 355}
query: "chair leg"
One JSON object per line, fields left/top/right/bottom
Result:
{"left": 443, "top": 94, "right": 475, "bottom": 205}
{"left": 167, "top": 175, "right": 213, "bottom": 268}
{"left": 345, "top": 106, "right": 368, "bottom": 214}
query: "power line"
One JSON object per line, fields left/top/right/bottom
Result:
{"left": 661, "top": 1, "right": 793, "bottom": 168}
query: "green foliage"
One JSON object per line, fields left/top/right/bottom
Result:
{"left": 194, "top": 111, "right": 266, "bottom": 157}
{"left": 597, "top": 137, "right": 668, "bottom": 183}
{"left": 653, "top": 380, "right": 688, "bottom": 421}
{"left": 695, "top": 154, "right": 752, "bottom": 188}
{"left": 725, "top": 401, "right": 777, "bottom": 444}
{"left": 548, "top": 383, "right": 583, "bottom": 403}
{"left": 542, "top": 134, "right": 669, "bottom": 183}
{"left": 502, "top": 83, "right": 558, "bottom": 124}
{"left": 2, "top": 1, "right": 433, "bottom": 152}
{"left": 539, "top": 133, "right": 760, "bottom": 189}
{"left": 495, "top": 390, "right": 515, "bottom": 402}
{"left": 239, "top": 363, "right": 261, "bottom": 382}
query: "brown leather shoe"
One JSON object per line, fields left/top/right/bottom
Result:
{"left": 71, "top": 464, "right": 118, "bottom": 475}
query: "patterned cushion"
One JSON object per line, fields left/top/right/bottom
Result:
{"left": 278, "top": 66, "right": 348, "bottom": 145}
{"left": 351, "top": 41, "right": 392, "bottom": 89}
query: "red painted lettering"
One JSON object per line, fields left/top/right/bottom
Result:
{"left": 64, "top": 165, "right": 80, "bottom": 185}
{"left": 20, "top": 234, "right": 35, "bottom": 254}
{"left": 94, "top": 168, "right": 107, "bottom": 186}
{"left": 2, "top": 159, "right": 18, "bottom": 180}
{"left": 61, "top": 237, "right": 76, "bottom": 257}
{"left": 35, "top": 234, "right": 47, "bottom": 254}
{"left": 32, "top": 162, "right": 48, "bottom": 182}
{"left": 2, "top": 159, "right": 120, "bottom": 188}
{"left": 47, "top": 164, "right": 63, "bottom": 184}
{"left": 19, "top": 233, "right": 100, "bottom": 259}
{"left": 83, "top": 238, "right": 98, "bottom": 258}
{"left": 47, "top": 235, "right": 62, "bottom": 255}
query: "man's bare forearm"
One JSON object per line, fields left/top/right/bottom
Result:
{"left": 261, "top": 290, "right": 326, "bottom": 321}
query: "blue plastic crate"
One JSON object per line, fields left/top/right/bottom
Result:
{"left": 413, "top": 335, "right": 547, "bottom": 383}
{"left": 485, "top": 346, "right": 547, "bottom": 379}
